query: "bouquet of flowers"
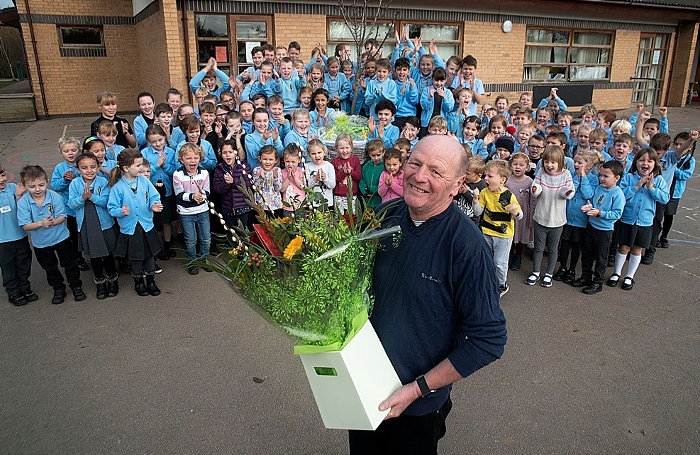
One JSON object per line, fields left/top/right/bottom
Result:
{"left": 204, "top": 161, "right": 400, "bottom": 353}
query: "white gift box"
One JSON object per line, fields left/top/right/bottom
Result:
{"left": 298, "top": 320, "right": 402, "bottom": 430}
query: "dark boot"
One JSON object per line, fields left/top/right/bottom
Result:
{"left": 552, "top": 267, "right": 568, "bottom": 281}
{"left": 106, "top": 274, "right": 119, "bottom": 297}
{"left": 145, "top": 275, "right": 161, "bottom": 296}
{"left": 164, "top": 241, "right": 176, "bottom": 258}
{"left": 562, "top": 269, "right": 577, "bottom": 284}
{"left": 95, "top": 277, "right": 108, "bottom": 300}
{"left": 641, "top": 248, "right": 654, "bottom": 265}
{"left": 52, "top": 288, "right": 67, "bottom": 304}
{"left": 509, "top": 255, "right": 522, "bottom": 271}
{"left": 134, "top": 277, "right": 149, "bottom": 297}
{"left": 72, "top": 286, "right": 87, "bottom": 301}
{"left": 76, "top": 256, "right": 89, "bottom": 271}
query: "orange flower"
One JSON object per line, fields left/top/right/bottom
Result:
{"left": 283, "top": 236, "right": 304, "bottom": 259}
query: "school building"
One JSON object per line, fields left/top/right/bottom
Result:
{"left": 3, "top": 0, "right": 700, "bottom": 117}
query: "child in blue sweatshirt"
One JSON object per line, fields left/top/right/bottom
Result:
{"left": 107, "top": 149, "right": 163, "bottom": 297}
{"left": 51, "top": 137, "right": 88, "bottom": 271}
{"left": 419, "top": 68, "right": 454, "bottom": 135}
{"left": 363, "top": 58, "right": 398, "bottom": 120}
{"left": 18, "top": 165, "right": 85, "bottom": 304}
{"left": 368, "top": 99, "right": 400, "bottom": 149}
{"left": 0, "top": 162, "right": 36, "bottom": 306}
{"left": 608, "top": 149, "right": 669, "bottom": 291}
{"left": 275, "top": 57, "right": 306, "bottom": 113}
{"left": 572, "top": 160, "right": 626, "bottom": 294}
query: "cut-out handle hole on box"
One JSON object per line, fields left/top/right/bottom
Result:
{"left": 313, "top": 367, "right": 338, "bottom": 376}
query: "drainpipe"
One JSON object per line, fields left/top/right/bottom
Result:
{"left": 181, "top": 0, "right": 192, "bottom": 105}
{"left": 23, "top": 0, "right": 49, "bottom": 117}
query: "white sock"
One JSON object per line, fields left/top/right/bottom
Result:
{"left": 613, "top": 252, "right": 627, "bottom": 276}
{"left": 627, "top": 254, "right": 642, "bottom": 278}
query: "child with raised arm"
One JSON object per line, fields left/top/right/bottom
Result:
{"left": 360, "top": 138, "right": 385, "bottom": 208}
{"left": 392, "top": 57, "right": 419, "bottom": 129}
{"left": 189, "top": 57, "right": 231, "bottom": 98}
{"left": 275, "top": 57, "right": 306, "bottom": 113}
{"left": 526, "top": 145, "right": 575, "bottom": 288}
{"left": 368, "top": 99, "right": 400, "bottom": 148}
{"left": 473, "top": 159, "right": 522, "bottom": 297}
{"left": 377, "top": 147, "right": 404, "bottom": 203}
{"left": 505, "top": 152, "right": 536, "bottom": 271}
{"left": 68, "top": 152, "right": 119, "bottom": 299}
{"left": 457, "top": 55, "right": 486, "bottom": 115}
{"left": 657, "top": 132, "right": 697, "bottom": 249}
{"left": 107, "top": 149, "right": 163, "bottom": 296}
{"left": 0, "top": 162, "right": 36, "bottom": 306}
{"left": 331, "top": 134, "right": 361, "bottom": 214}
{"left": 571, "top": 160, "right": 626, "bottom": 295}
{"left": 18, "top": 165, "right": 86, "bottom": 304}
{"left": 305, "top": 139, "right": 336, "bottom": 210}
{"left": 363, "top": 58, "right": 398, "bottom": 120}
{"left": 173, "top": 143, "right": 211, "bottom": 276}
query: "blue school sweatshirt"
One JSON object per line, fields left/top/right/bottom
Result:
{"left": 619, "top": 172, "right": 670, "bottom": 226}
{"left": 588, "top": 184, "right": 626, "bottom": 231}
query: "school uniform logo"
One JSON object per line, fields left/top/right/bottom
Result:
{"left": 47, "top": 203, "right": 54, "bottom": 215}
{"left": 597, "top": 195, "right": 604, "bottom": 205}
{"left": 145, "top": 190, "right": 149, "bottom": 202}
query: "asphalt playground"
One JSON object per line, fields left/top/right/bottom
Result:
{"left": 0, "top": 107, "right": 698, "bottom": 454}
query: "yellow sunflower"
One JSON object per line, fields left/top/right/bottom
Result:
{"left": 283, "top": 236, "right": 304, "bottom": 259}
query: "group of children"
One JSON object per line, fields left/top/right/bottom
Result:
{"left": 1, "top": 37, "right": 698, "bottom": 306}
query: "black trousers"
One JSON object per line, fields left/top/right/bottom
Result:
{"left": 348, "top": 397, "right": 452, "bottom": 455}
{"left": 0, "top": 236, "right": 33, "bottom": 296}
{"left": 649, "top": 201, "right": 666, "bottom": 253}
{"left": 581, "top": 224, "right": 613, "bottom": 284}
{"left": 66, "top": 215, "right": 83, "bottom": 261}
{"left": 34, "top": 237, "right": 82, "bottom": 290}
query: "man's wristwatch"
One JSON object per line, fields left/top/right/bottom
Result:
{"left": 416, "top": 375, "right": 435, "bottom": 397}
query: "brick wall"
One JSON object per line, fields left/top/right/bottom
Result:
{"left": 609, "top": 30, "right": 639, "bottom": 84}
{"left": 274, "top": 14, "right": 327, "bottom": 63}
{"left": 135, "top": 3, "right": 172, "bottom": 105}
{"left": 20, "top": 23, "right": 140, "bottom": 116}
{"left": 668, "top": 21, "right": 699, "bottom": 106}
{"left": 464, "top": 21, "right": 526, "bottom": 84}
{"left": 162, "top": 0, "right": 189, "bottom": 102}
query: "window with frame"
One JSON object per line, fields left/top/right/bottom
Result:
{"left": 195, "top": 14, "right": 272, "bottom": 77}
{"left": 328, "top": 19, "right": 461, "bottom": 65}
{"left": 57, "top": 26, "right": 105, "bottom": 57}
{"left": 523, "top": 29, "right": 613, "bottom": 82}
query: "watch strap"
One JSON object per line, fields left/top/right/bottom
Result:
{"left": 416, "top": 375, "right": 435, "bottom": 397}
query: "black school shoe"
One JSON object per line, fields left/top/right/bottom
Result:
{"left": 621, "top": 276, "right": 635, "bottom": 291}
{"left": 72, "top": 286, "right": 87, "bottom": 302}
{"left": 52, "top": 289, "right": 67, "bottom": 304}
{"left": 658, "top": 238, "right": 669, "bottom": 248}
{"left": 552, "top": 268, "right": 568, "bottom": 281}
{"left": 583, "top": 283, "right": 603, "bottom": 295}
{"left": 9, "top": 294, "right": 28, "bottom": 306}
{"left": 641, "top": 250, "right": 654, "bottom": 265}
{"left": 562, "top": 270, "right": 577, "bottom": 284}
{"left": 23, "top": 290, "right": 39, "bottom": 302}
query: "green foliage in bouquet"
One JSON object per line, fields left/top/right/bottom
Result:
{"left": 204, "top": 183, "right": 398, "bottom": 351}
{"left": 320, "top": 112, "right": 369, "bottom": 142}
